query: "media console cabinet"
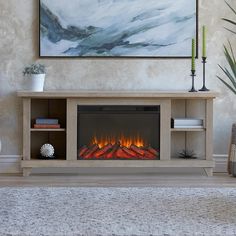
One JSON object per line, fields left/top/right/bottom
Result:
{"left": 18, "top": 91, "right": 217, "bottom": 176}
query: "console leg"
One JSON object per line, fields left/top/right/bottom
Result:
{"left": 23, "top": 168, "right": 32, "bottom": 177}
{"left": 204, "top": 167, "right": 213, "bottom": 176}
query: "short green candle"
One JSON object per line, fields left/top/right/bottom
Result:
{"left": 191, "top": 38, "right": 195, "bottom": 71}
{"left": 202, "top": 26, "right": 206, "bottom": 58}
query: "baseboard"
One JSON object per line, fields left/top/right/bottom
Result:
{"left": 213, "top": 154, "right": 227, "bottom": 173}
{"left": 0, "top": 154, "right": 228, "bottom": 174}
{"left": 0, "top": 155, "right": 22, "bottom": 173}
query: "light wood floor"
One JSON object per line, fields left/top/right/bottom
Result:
{"left": 0, "top": 173, "right": 235, "bottom": 187}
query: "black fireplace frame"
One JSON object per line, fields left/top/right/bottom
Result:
{"left": 77, "top": 105, "right": 160, "bottom": 160}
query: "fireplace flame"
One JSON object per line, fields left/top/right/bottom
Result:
{"left": 91, "top": 134, "right": 145, "bottom": 148}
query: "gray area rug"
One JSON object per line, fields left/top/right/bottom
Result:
{"left": 0, "top": 187, "right": 236, "bottom": 236}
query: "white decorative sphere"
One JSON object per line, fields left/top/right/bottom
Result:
{"left": 40, "top": 144, "right": 55, "bottom": 158}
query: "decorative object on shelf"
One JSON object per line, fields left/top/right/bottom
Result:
{"left": 199, "top": 26, "right": 210, "bottom": 91}
{"left": 34, "top": 124, "right": 61, "bottom": 129}
{"left": 39, "top": 0, "right": 198, "bottom": 58}
{"left": 217, "top": 2, "right": 236, "bottom": 95}
{"left": 171, "top": 118, "right": 204, "bottom": 129}
{"left": 189, "top": 70, "right": 197, "bottom": 92}
{"left": 35, "top": 118, "right": 59, "bottom": 125}
{"left": 191, "top": 38, "right": 196, "bottom": 71}
{"left": 34, "top": 118, "right": 61, "bottom": 129}
{"left": 189, "top": 39, "right": 197, "bottom": 92}
{"left": 178, "top": 149, "right": 197, "bottom": 159}
{"left": 23, "top": 63, "right": 46, "bottom": 92}
{"left": 40, "top": 144, "right": 55, "bottom": 158}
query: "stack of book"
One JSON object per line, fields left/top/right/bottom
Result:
{"left": 171, "top": 118, "right": 204, "bottom": 129}
{"left": 33, "top": 118, "right": 60, "bottom": 129}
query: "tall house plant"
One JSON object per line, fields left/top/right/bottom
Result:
{"left": 217, "top": 1, "right": 236, "bottom": 94}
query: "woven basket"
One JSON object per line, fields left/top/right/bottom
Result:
{"left": 232, "top": 124, "right": 236, "bottom": 145}
{"left": 228, "top": 123, "right": 236, "bottom": 176}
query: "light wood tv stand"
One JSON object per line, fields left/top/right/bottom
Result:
{"left": 18, "top": 91, "right": 217, "bottom": 177}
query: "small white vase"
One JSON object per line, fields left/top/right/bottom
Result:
{"left": 30, "top": 74, "right": 45, "bottom": 92}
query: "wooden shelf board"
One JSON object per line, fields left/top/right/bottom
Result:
{"left": 22, "top": 160, "right": 215, "bottom": 168}
{"left": 171, "top": 128, "right": 205, "bottom": 132}
{"left": 17, "top": 90, "right": 218, "bottom": 99}
{"left": 31, "top": 128, "right": 66, "bottom": 132}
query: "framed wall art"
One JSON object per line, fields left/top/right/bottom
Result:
{"left": 39, "top": 0, "right": 198, "bottom": 58}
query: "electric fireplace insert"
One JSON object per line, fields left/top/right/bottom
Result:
{"left": 77, "top": 105, "right": 160, "bottom": 160}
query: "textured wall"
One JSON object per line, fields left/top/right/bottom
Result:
{"left": 0, "top": 0, "right": 235, "bottom": 157}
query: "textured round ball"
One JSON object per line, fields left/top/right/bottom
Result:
{"left": 40, "top": 144, "right": 55, "bottom": 158}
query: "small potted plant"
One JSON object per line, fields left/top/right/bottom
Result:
{"left": 23, "top": 63, "right": 46, "bottom": 92}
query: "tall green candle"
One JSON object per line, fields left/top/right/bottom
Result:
{"left": 191, "top": 38, "right": 195, "bottom": 71}
{"left": 202, "top": 26, "right": 206, "bottom": 58}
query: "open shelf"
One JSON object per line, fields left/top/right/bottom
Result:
{"left": 31, "top": 128, "right": 66, "bottom": 132}
{"left": 171, "top": 156, "right": 206, "bottom": 161}
{"left": 171, "top": 128, "right": 205, "bottom": 132}
{"left": 30, "top": 156, "right": 66, "bottom": 161}
{"left": 31, "top": 131, "right": 66, "bottom": 160}
{"left": 171, "top": 99, "right": 207, "bottom": 161}
{"left": 31, "top": 99, "right": 66, "bottom": 129}
{"left": 29, "top": 99, "right": 67, "bottom": 160}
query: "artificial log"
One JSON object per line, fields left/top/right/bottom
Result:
{"left": 130, "top": 144, "right": 146, "bottom": 156}
{"left": 142, "top": 149, "right": 156, "bottom": 159}
{"left": 93, "top": 143, "right": 113, "bottom": 158}
{"left": 115, "top": 147, "right": 132, "bottom": 159}
{"left": 80, "top": 142, "right": 159, "bottom": 160}
{"left": 122, "top": 146, "right": 143, "bottom": 158}
{"left": 78, "top": 145, "right": 89, "bottom": 158}
{"left": 104, "top": 142, "right": 120, "bottom": 159}
{"left": 146, "top": 146, "right": 159, "bottom": 157}
{"left": 83, "top": 144, "right": 99, "bottom": 159}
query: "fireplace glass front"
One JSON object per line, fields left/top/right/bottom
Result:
{"left": 77, "top": 105, "right": 160, "bottom": 160}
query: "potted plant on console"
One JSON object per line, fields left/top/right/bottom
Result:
{"left": 23, "top": 63, "right": 46, "bottom": 92}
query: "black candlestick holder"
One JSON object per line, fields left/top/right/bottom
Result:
{"left": 199, "top": 57, "right": 210, "bottom": 91}
{"left": 189, "top": 70, "right": 197, "bottom": 92}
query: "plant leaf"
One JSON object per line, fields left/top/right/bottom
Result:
{"left": 225, "top": 1, "right": 236, "bottom": 16}
{"left": 228, "top": 41, "right": 236, "bottom": 64}
{"left": 224, "top": 27, "right": 236, "bottom": 34}
{"left": 217, "top": 76, "right": 236, "bottom": 95}
{"left": 222, "top": 18, "right": 236, "bottom": 26}
{"left": 224, "top": 45, "right": 236, "bottom": 78}
{"left": 218, "top": 2, "right": 236, "bottom": 95}
{"left": 218, "top": 64, "right": 236, "bottom": 88}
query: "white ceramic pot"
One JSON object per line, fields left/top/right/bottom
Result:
{"left": 30, "top": 74, "right": 45, "bottom": 92}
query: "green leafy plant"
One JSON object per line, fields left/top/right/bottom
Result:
{"left": 178, "top": 149, "right": 197, "bottom": 159}
{"left": 222, "top": 1, "right": 236, "bottom": 34}
{"left": 23, "top": 63, "right": 46, "bottom": 75}
{"left": 217, "top": 1, "right": 236, "bottom": 95}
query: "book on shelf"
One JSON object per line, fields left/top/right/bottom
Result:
{"left": 171, "top": 118, "right": 203, "bottom": 128}
{"left": 33, "top": 124, "right": 61, "bottom": 129}
{"left": 173, "top": 125, "right": 204, "bottom": 129}
{"left": 35, "top": 118, "right": 59, "bottom": 125}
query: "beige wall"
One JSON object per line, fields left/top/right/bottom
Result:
{"left": 0, "top": 0, "right": 236, "bottom": 162}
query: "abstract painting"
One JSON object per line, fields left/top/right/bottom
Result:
{"left": 39, "top": 0, "right": 198, "bottom": 58}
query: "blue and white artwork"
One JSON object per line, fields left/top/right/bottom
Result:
{"left": 40, "top": 0, "right": 197, "bottom": 57}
